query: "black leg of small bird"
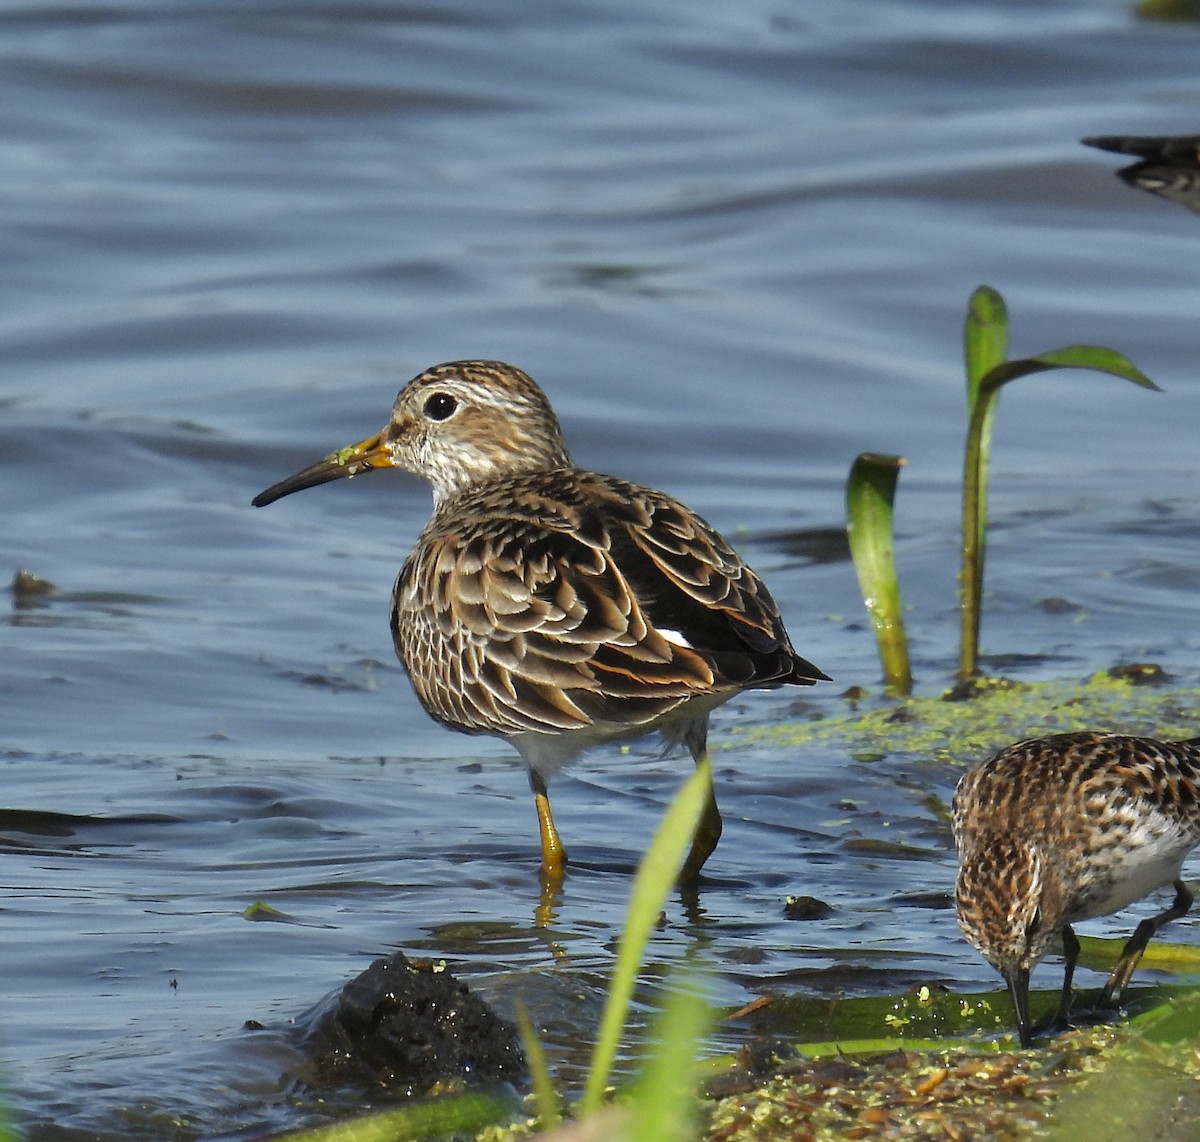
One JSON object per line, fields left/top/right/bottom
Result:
{"left": 1104, "top": 879, "right": 1194, "bottom": 1004}
{"left": 1053, "top": 924, "right": 1081, "bottom": 1030}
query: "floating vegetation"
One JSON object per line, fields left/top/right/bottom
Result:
{"left": 704, "top": 1026, "right": 1117, "bottom": 1142}
{"left": 731, "top": 671, "right": 1200, "bottom": 766}
{"left": 1134, "top": 0, "right": 1200, "bottom": 23}
{"left": 10, "top": 568, "right": 57, "bottom": 606}
{"left": 476, "top": 988, "right": 1200, "bottom": 1142}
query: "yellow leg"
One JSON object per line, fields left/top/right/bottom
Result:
{"left": 530, "top": 770, "right": 568, "bottom": 887}
{"left": 677, "top": 746, "right": 721, "bottom": 887}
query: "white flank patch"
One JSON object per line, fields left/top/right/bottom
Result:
{"left": 658, "top": 627, "right": 693, "bottom": 648}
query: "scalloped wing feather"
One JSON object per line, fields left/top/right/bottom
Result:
{"left": 390, "top": 471, "right": 814, "bottom": 738}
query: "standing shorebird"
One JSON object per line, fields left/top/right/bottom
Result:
{"left": 953, "top": 731, "right": 1200, "bottom": 1047}
{"left": 253, "top": 360, "right": 827, "bottom": 890}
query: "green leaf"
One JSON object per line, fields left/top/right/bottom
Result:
{"left": 846, "top": 453, "right": 911, "bottom": 695}
{"left": 957, "top": 304, "right": 1161, "bottom": 681}
{"left": 626, "top": 975, "right": 712, "bottom": 1142}
{"left": 1075, "top": 933, "right": 1200, "bottom": 974}
{"left": 258, "top": 1090, "right": 513, "bottom": 1141}
{"left": 242, "top": 900, "right": 294, "bottom": 922}
{"left": 515, "top": 1000, "right": 560, "bottom": 1130}
{"left": 580, "top": 757, "right": 711, "bottom": 1116}
{"left": 979, "top": 346, "right": 1161, "bottom": 396}
{"left": 964, "top": 285, "right": 1008, "bottom": 406}
{"left": 1126, "top": 986, "right": 1200, "bottom": 1044}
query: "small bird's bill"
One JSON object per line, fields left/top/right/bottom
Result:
{"left": 252, "top": 431, "right": 392, "bottom": 507}
{"left": 1004, "top": 966, "right": 1033, "bottom": 1048}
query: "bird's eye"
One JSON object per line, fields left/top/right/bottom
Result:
{"left": 423, "top": 392, "right": 458, "bottom": 421}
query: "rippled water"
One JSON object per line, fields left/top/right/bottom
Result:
{"left": 6, "top": 0, "right": 1200, "bottom": 1136}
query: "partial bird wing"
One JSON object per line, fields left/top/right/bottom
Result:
{"left": 391, "top": 471, "right": 824, "bottom": 738}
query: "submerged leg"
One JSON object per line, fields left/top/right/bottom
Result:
{"left": 1104, "top": 879, "right": 1193, "bottom": 1003}
{"left": 529, "top": 768, "right": 568, "bottom": 887}
{"left": 1054, "top": 924, "right": 1081, "bottom": 1028}
{"left": 677, "top": 718, "right": 721, "bottom": 887}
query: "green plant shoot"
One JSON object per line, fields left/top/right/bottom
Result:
{"left": 257, "top": 1089, "right": 512, "bottom": 1141}
{"left": 580, "top": 755, "right": 711, "bottom": 1117}
{"left": 846, "top": 452, "right": 911, "bottom": 695}
{"left": 514, "top": 999, "right": 560, "bottom": 1130}
{"left": 957, "top": 285, "right": 1159, "bottom": 682}
{"left": 625, "top": 974, "right": 712, "bottom": 1142}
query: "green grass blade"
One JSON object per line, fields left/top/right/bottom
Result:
{"left": 260, "top": 1089, "right": 513, "bottom": 1141}
{"left": 979, "top": 346, "right": 1161, "bottom": 393}
{"left": 1075, "top": 932, "right": 1200, "bottom": 974}
{"left": 626, "top": 975, "right": 712, "bottom": 1142}
{"left": 514, "top": 999, "right": 560, "bottom": 1130}
{"left": 1126, "top": 986, "right": 1200, "bottom": 1044}
{"left": 0, "top": 1075, "right": 14, "bottom": 1142}
{"left": 580, "top": 757, "right": 711, "bottom": 1117}
{"left": 846, "top": 452, "right": 911, "bottom": 695}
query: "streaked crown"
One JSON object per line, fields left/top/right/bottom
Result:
{"left": 380, "top": 361, "right": 574, "bottom": 502}
{"left": 955, "top": 835, "right": 1065, "bottom": 978}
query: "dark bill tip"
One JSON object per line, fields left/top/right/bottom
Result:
{"left": 252, "top": 457, "right": 358, "bottom": 507}
{"left": 252, "top": 433, "right": 390, "bottom": 508}
{"left": 1004, "top": 967, "right": 1034, "bottom": 1048}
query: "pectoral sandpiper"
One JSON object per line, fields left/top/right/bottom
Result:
{"left": 254, "top": 360, "right": 827, "bottom": 890}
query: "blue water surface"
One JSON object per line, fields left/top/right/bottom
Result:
{"left": 4, "top": 0, "right": 1200, "bottom": 1136}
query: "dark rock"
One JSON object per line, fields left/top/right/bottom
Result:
{"left": 1108, "top": 661, "right": 1172, "bottom": 687}
{"left": 298, "top": 950, "right": 526, "bottom": 1097}
{"left": 783, "top": 894, "right": 835, "bottom": 921}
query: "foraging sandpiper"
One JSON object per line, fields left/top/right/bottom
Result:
{"left": 953, "top": 730, "right": 1200, "bottom": 1046}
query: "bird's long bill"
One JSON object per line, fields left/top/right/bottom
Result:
{"left": 1004, "top": 967, "right": 1033, "bottom": 1048}
{"left": 252, "top": 431, "right": 392, "bottom": 508}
